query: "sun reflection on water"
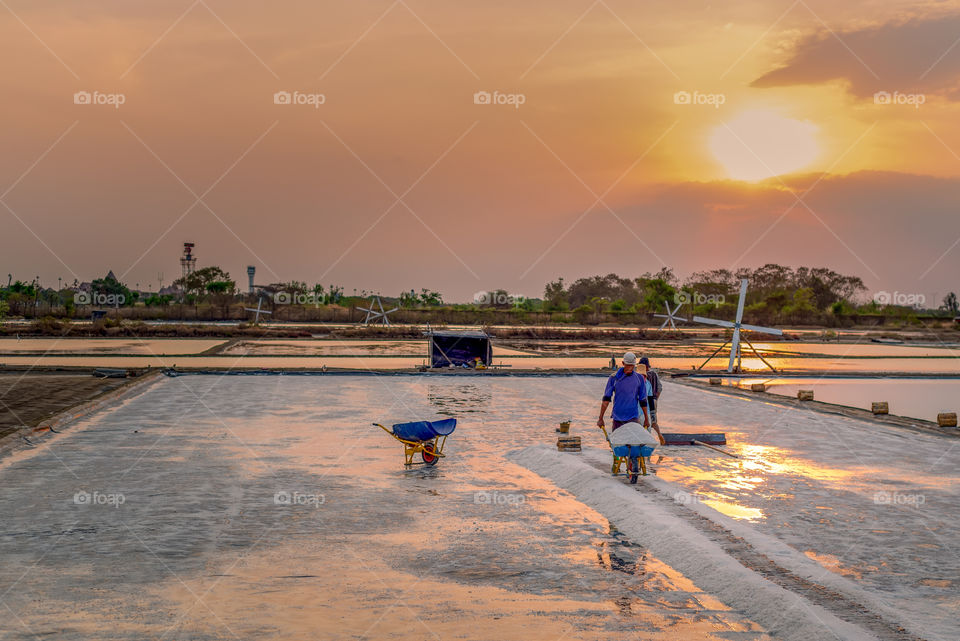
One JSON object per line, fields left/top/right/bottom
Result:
{"left": 657, "top": 443, "right": 861, "bottom": 522}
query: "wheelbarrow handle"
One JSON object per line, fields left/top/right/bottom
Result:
{"left": 372, "top": 423, "right": 394, "bottom": 436}
{"left": 599, "top": 425, "right": 612, "bottom": 447}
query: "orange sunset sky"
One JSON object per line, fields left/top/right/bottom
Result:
{"left": 2, "top": 0, "right": 959, "bottom": 302}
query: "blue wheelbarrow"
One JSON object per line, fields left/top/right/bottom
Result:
{"left": 600, "top": 425, "right": 656, "bottom": 483}
{"left": 373, "top": 418, "right": 457, "bottom": 466}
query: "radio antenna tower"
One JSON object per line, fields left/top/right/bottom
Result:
{"left": 180, "top": 243, "right": 196, "bottom": 278}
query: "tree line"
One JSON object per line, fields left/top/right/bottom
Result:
{"left": 540, "top": 265, "right": 957, "bottom": 323}
{"left": 2, "top": 263, "right": 958, "bottom": 325}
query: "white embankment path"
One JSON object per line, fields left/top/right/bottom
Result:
{"left": 512, "top": 445, "right": 927, "bottom": 641}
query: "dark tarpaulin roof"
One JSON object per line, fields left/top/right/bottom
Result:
{"left": 425, "top": 330, "right": 489, "bottom": 338}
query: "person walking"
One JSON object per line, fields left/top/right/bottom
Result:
{"left": 638, "top": 356, "right": 665, "bottom": 445}
{"left": 597, "top": 352, "right": 651, "bottom": 431}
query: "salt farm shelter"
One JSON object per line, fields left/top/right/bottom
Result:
{"left": 426, "top": 329, "right": 492, "bottom": 368}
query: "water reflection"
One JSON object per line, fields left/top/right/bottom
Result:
{"left": 802, "top": 550, "right": 877, "bottom": 580}
{"left": 701, "top": 499, "right": 764, "bottom": 521}
{"left": 427, "top": 383, "right": 492, "bottom": 415}
{"left": 726, "top": 377, "right": 960, "bottom": 423}
{"left": 657, "top": 443, "right": 858, "bottom": 523}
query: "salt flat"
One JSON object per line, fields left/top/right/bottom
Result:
{"left": 0, "top": 375, "right": 769, "bottom": 640}
{"left": 0, "top": 375, "right": 955, "bottom": 640}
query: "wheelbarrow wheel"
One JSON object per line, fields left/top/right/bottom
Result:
{"left": 628, "top": 457, "right": 639, "bottom": 484}
{"left": 421, "top": 443, "right": 439, "bottom": 466}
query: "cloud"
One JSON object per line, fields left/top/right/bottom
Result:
{"left": 752, "top": 13, "right": 960, "bottom": 99}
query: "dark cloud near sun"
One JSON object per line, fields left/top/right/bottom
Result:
{"left": 752, "top": 13, "right": 960, "bottom": 99}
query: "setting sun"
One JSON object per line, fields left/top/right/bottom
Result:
{"left": 710, "top": 110, "right": 820, "bottom": 181}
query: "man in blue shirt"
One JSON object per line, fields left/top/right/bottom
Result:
{"left": 597, "top": 352, "right": 652, "bottom": 431}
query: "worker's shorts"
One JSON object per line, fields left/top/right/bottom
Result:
{"left": 612, "top": 419, "right": 637, "bottom": 431}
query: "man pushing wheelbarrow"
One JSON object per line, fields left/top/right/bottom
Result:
{"left": 597, "top": 352, "right": 665, "bottom": 482}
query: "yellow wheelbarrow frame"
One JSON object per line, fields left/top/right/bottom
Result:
{"left": 600, "top": 425, "right": 647, "bottom": 479}
{"left": 374, "top": 423, "right": 449, "bottom": 466}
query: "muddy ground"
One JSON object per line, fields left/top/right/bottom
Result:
{"left": 0, "top": 372, "right": 131, "bottom": 440}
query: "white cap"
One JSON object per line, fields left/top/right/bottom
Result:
{"left": 622, "top": 352, "right": 637, "bottom": 365}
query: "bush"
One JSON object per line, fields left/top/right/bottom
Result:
{"left": 33, "top": 316, "right": 64, "bottom": 333}
{"left": 830, "top": 299, "right": 856, "bottom": 315}
{"left": 572, "top": 304, "right": 595, "bottom": 324}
